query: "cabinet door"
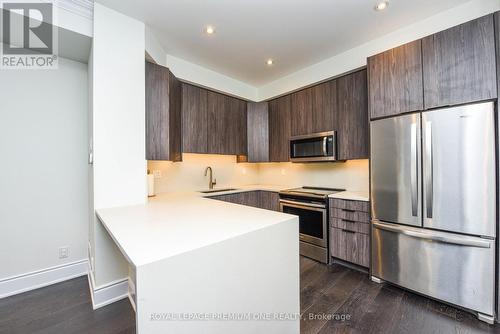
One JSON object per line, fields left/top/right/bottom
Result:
{"left": 345, "top": 232, "right": 369, "bottom": 267}
{"left": 259, "top": 191, "right": 280, "bottom": 211}
{"left": 290, "top": 87, "right": 313, "bottom": 136}
{"left": 227, "top": 98, "right": 247, "bottom": 155}
{"left": 368, "top": 40, "right": 423, "bottom": 119}
{"left": 337, "top": 70, "right": 369, "bottom": 160}
{"left": 207, "top": 91, "right": 225, "bottom": 154}
{"left": 207, "top": 92, "right": 247, "bottom": 155}
{"left": 311, "top": 80, "right": 337, "bottom": 133}
{"left": 146, "top": 62, "right": 182, "bottom": 161}
{"left": 329, "top": 227, "right": 346, "bottom": 260}
{"left": 422, "top": 14, "right": 497, "bottom": 109}
{"left": 243, "top": 191, "right": 260, "bottom": 208}
{"left": 182, "top": 83, "right": 208, "bottom": 153}
{"left": 269, "top": 95, "right": 291, "bottom": 162}
{"left": 168, "top": 73, "right": 182, "bottom": 161}
{"left": 247, "top": 102, "right": 269, "bottom": 162}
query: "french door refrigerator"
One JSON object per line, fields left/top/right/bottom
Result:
{"left": 370, "top": 101, "right": 496, "bottom": 323}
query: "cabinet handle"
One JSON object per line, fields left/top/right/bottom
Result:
{"left": 341, "top": 209, "right": 355, "bottom": 213}
{"left": 341, "top": 229, "right": 356, "bottom": 234}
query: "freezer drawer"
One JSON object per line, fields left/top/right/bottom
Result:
{"left": 372, "top": 221, "right": 495, "bottom": 316}
{"left": 422, "top": 102, "right": 496, "bottom": 237}
{"left": 370, "top": 113, "right": 421, "bottom": 227}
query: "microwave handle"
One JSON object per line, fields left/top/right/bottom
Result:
{"left": 322, "top": 137, "right": 327, "bottom": 156}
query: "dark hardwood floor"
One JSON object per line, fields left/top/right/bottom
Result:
{"left": 0, "top": 277, "right": 135, "bottom": 334}
{"left": 1, "top": 257, "right": 499, "bottom": 333}
{"left": 300, "top": 257, "right": 500, "bottom": 334}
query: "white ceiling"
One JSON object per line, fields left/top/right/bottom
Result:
{"left": 98, "top": 0, "right": 472, "bottom": 86}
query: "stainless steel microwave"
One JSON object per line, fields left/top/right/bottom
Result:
{"left": 290, "top": 131, "right": 337, "bottom": 162}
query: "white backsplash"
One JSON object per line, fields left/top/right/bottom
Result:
{"left": 149, "top": 154, "right": 369, "bottom": 193}
{"left": 257, "top": 160, "right": 369, "bottom": 192}
{"left": 148, "top": 154, "right": 260, "bottom": 193}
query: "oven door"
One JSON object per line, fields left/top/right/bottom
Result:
{"left": 290, "top": 131, "right": 336, "bottom": 162}
{"left": 279, "top": 200, "right": 327, "bottom": 247}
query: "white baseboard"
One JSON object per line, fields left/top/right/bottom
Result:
{"left": 87, "top": 272, "right": 128, "bottom": 310}
{"left": 0, "top": 259, "right": 88, "bottom": 299}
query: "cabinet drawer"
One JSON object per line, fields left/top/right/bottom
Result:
{"left": 330, "top": 227, "right": 370, "bottom": 267}
{"left": 330, "top": 208, "right": 369, "bottom": 223}
{"left": 330, "top": 199, "right": 369, "bottom": 212}
{"left": 330, "top": 217, "right": 369, "bottom": 234}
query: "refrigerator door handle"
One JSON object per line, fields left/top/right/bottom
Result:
{"left": 424, "top": 121, "right": 433, "bottom": 219}
{"left": 372, "top": 221, "right": 491, "bottom": 248}
{"left": 410, "top": 123, "right": 418, "bottom": 216}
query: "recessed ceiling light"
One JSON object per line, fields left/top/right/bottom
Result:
{"left": 374, "top": 1, "right": 388, "bottom": 11}
{"left": 205, "top": 25, "right": 215, "bottom": 35}
{"left": 266, "top": 59, "right": 274, "bottom": 66}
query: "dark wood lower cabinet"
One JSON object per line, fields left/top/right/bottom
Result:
{"left": 210, "top": 191, "right": 280, "bottom": 211}
{"left": 329, "top": 199, "right": 370, "bottom": 268}
{"left": 330, "top": 228, "right": 369, "bottom": 268}
{"left": 259, "top": 191, "right": 280, "bottom": 211}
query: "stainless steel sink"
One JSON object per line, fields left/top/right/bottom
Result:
{"left": 199, "top": 188, "right": 237, "bottom": 194}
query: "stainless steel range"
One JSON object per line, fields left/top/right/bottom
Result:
{"left": 279, "top": 187, "right": 345, "bottom": 263}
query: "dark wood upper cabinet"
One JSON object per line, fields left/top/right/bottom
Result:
{"left": 368, "top": 40, "right": 424, "bottom": 119}
{"left": 145, "top": 62, "right": 182, "bottom": 161}
{"left": 312, "top": 80, "right": 337, "bottom": 133}
{"left": 269, "top": 95, "right": 291, "bottom": 162}
{"left": 422, "top": 14, "right": 497, "bottom": 109}
{"left": 182, "top": 84, "right": 246, "bottom": 156}
{"left": 290, "top": 81, "right": 337, "bottom": 136}
{"left": 207, "top": 90, "right": 225, "bottom": 154}
{"left": 182, "top": 83, "right": 208, "bottom": 154}
{"left": 246, "top": 102, "right": 269, "bottom": 162}
{"left": 290, "top": 87, "right": 313, "bottom": 136}
{"left": 227, "top": 97, "right": 247, "bottom": 155}
{"left": 207, "top": 90, "right": 247, "bottom": 155}
{"left": 337, "top": 70, "right": 369, "bottom": 160}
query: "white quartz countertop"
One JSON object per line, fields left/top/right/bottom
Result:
{"left": 96, "top": 185, "right": 296, "bottom": 268}
{"left": 328, "top": 190, "right": 370, "bottom": 202}
{"left": 96, "top": 184, "right": 369, "bottom": 267}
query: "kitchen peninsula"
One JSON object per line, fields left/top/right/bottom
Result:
{"left": 96, "top": 187, "right": 300, "bottom": 334}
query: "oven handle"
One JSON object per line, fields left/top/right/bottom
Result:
{"left": 279, "top": 199, "right": 326, "bottom": 210}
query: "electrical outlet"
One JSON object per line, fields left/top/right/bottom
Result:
{"left": 59, "top": 246, "right": 69, "bottom": 259}
{"left": 153, "top": 170, "right": 162, "bottom": 179}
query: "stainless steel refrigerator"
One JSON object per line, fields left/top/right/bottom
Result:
{"left": 370, "top": 101, "right": 496, "bottom": 323}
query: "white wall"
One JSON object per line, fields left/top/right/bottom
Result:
{"left": 91, "top": 3, "right": 146, "bottom": 288}
{"left": 0, "top": 57, "right": 89, "bottom": 279}
{"left": 166, "top": 54, "right": 258, "bottom": 101}
{"left": 149, "top": 156, "right": 369, "bottom": 194}
{"left": 145, "top": 26, "right": 167, "bottom": 67}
